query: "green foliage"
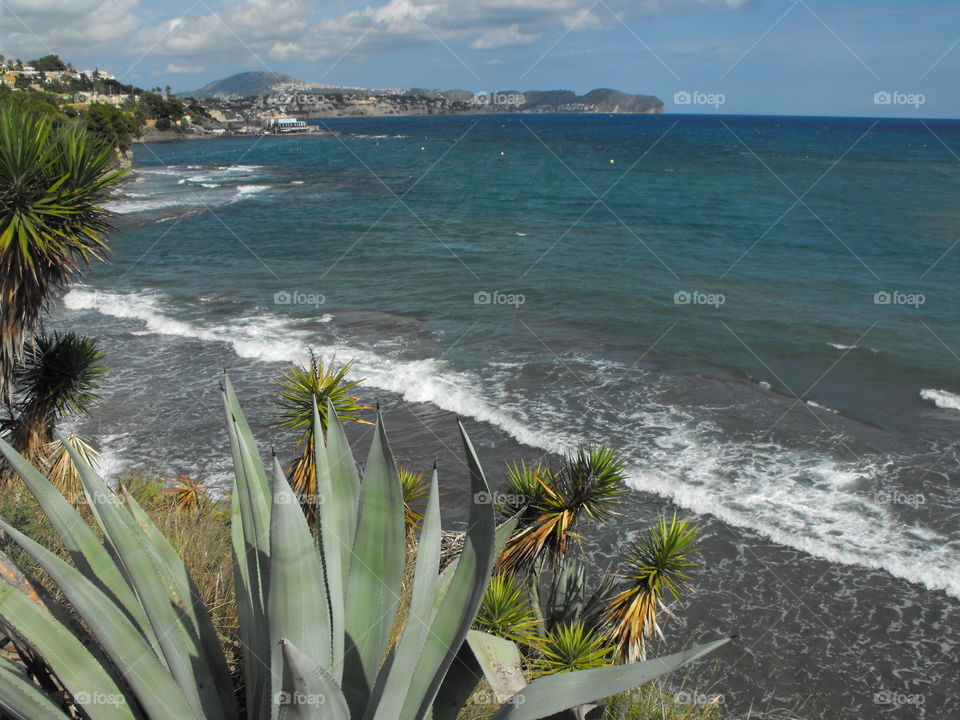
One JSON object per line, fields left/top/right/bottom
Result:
{"left": 604, "top": 512, "right": 701, "bottom": 663}
{"left": 0, "top": 106, "right": 123, "bottom": 400}
{"left": 473, "top": 573, "right": 540, "bottom": 643}
{"left": 532, "top": 622, "right": 611, "bottom": 674}
{"left": 0, "top": 378, "right": 727, "bottom": 719}
{"left": 138, "top": 91, "right": 184, "bottom": 121}
{"left": 499, "top": 445, "right": 626, "bottom": 573}
{"left": 399, "top": 465, "right": 429, "bottom": 530}
{"left": 275, "top": 352, "right": 370, "bottom": 506}
{"left": 84, "top": 103, "right": 136, "bottom": 150}
{"left": 28, "top": 55, "right": 67, "bottom": 72}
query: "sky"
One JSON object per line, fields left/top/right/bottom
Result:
{"left": 1, "top": 0, "right": 958, "bottom": 117}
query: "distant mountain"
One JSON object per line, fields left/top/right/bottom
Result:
{"left": 181, "top": 71, "right": 300, "bottom": 98}
{"left": 179, "top": 71, "right": 664, "bottom": 115}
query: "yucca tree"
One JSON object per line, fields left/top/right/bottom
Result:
{"left": 532, "top": 622, "right": 611, "bottom": 674}
{"left": 275, "top": 351, "right": 370, "bottom": 511}
{"left": 603, "top": 512, "right": 701, "bottom": 663}
{"left": 0, "top": 332, "right": 105, "bottom": 494}
{"left": 498, "top": 445, "right": 626, "bottom": 574}
{"left": 0, "top": 377, "right": 729, "bottom": 719}
{"left": 399, "top": 465, "right": 429, "bottom": 531}
{"left": 473, "top": 573, "right": 541, "bottom": 643}
{"left": 0, "top": 107, "right": 123, "bottom": 401}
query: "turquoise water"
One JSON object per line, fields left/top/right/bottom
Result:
{"left": 57, "top": 114, "right": 960, "bottom": 717}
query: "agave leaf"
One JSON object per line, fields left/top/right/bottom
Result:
{"left": 223, "top": 378, "right": 273, "bottom": 719}
{"left": 0, "top": 520, "right": 203, "bottom": 720}
{"left": 121, "top": 488, "right": 239, "bottom": 716}
{"left": 343, "top": 414, "right": 406, "bottom": 715}
{"left": 490, "top": 638, "right": 731, "bottom": 720}
{"left": 0, "top": 584, "right": 134, "bottom": 720}
{"left": 279, "top": 639, "right": 350, "bottom": 720}
{"left": 403, "top": 421, "right": 498, "bottom": 720}
{"left": 367, "top": 468, "right": 441, "bottom": 720}
{"left": 0, "top": 436, "right": 150, "bottom": 639}
{"left": 312, "top": 400, "right": 344, "bottom": 680}
{"left": 269, "top": 456, "right": 332, "bottom": 712}
{"left": 60, "top": 434, "right": 220, "bottom": 719}
{"left": 0, "top": 658, "right": 65, "bottom": 720}
{"left": 324, "top": 398, "right": 361, "bottom": 564}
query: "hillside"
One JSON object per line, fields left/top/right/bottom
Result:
{"left": 183, "top": 71, "right": 300, "bottom": 98}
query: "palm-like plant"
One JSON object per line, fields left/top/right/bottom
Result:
{"left": 498, "top": 445, "right": 626, "bottom": 574}
{"left": 0, "top": 108, "right": 123, "bottom": 400}
{"left": 275, "top": 351, "right": 371, "bottom": 508}
{"left": 165, "top": 473, "right": 211, "bottom": 512}
{"left": 0, "top": 377, "right": 729, "bottom": 719}
{"left": 399, "top": 465, "right": 429, "bottom": 531}
{"left": 603, "top": 512, "right": 701, "bottom": 663}
{"left": 473, "top": 573, "right": 540, "bottom": 644}
{"left": 532, "top": 622, "right": 611, "bottom": 674}
{"left": 1, "top": 332, "right": 105, "bottom": 493}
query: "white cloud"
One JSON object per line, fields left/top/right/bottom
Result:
{"left": 2, "top": 0, "right": 756, "bottom": 72}
{"left": 470, "top": 24, "right": 541, "bottom": 50}
{"left": 0, "top": 0, "right": 140, "bottom": 55}
{"left": 165, "top": 62, "right": 204, "bottom": 73}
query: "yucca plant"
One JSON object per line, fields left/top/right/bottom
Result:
{"left": 499, "top": 445, "right": 626, "bottom": 574}
{"left": 542, "top": 558, "right": 616, "bottom": 634}
{"left": 497, "top": 460, "right": 553, "bottom": 520}
{"left": 275, "top": 351, "right": 370, "bottom": 511}
{"left": 532, "top": 622, "right": 611, "bottom": 674}
{"left": 1, "top": 332, "right": 105, "bottom": 493}
{"left": 473, "top": 573, "right": 541, "bottom": 644}
{"left": 0, "top": 377, "right": 728, "bottom": 719}
{"left": 604, "top": 512, "right": 701, "bottom": 663}
{"left": 0, "top": 108, "right": 124, "bottom": 401}
{"left": 164, "top": 473, "right": 212, "bottom": 512}
{"left": 399, "top": 465, "right": 429, "bottom": 531}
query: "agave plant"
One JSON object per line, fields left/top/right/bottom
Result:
{"left": 532, "top": 622, "right": 611, "bottom": 674}
{"left": 499, "top": 445, "right": 626, "bottom": 574}
{"left": 275, "top": 351, "right": 370, "bottom": 509}
{"left": 473, "top": 573, "right": 540, "bottom": 644}
{"left": 603, "top": 512, "right": 701, "bottom": 663}
{"left": 0, "top": 377, "right": 727, "bottom": 719}
{"left": 0, "top": 108, "right": 124, "bottom": 401}
{"left": 541, "top": 558, "right": 616, "bottom": 634}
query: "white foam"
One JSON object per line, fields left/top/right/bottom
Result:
{"left": 920, "top": 388, "right": 960, "bottom": 412}
{"left": 828, "top": 342, "right": 857, "bottom": 350}
{"left": 104, "top": 197, "right": 193, "bottom": 214}
{"left": 61, "top": 286, "right": 960, "bottom": 599}
{"left": 236, "top": 184, "right": 271, "bottom": 195}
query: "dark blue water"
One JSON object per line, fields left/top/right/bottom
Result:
{"left": 56, "top": 114, "right": 960, "bottom": 718}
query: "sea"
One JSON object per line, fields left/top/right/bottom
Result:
{"left": 51, "top": 114, "right": 959, "bottom": 719}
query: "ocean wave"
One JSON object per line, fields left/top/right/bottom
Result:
{"left": 60, "top": 286, "right": 960, "bottom": 599}
{"left": 104, "top": 197, "right": 194, "bottom": 214}
{"left": 235, "top": 184, "right": 271, "bottom": 195}
{"left": 920, "top": 388, "right": 960, "bottom": 412}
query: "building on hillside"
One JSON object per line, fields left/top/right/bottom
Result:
{"left": 262, "top": 115, "right": 309, "bottom": 133}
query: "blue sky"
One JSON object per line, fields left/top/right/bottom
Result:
{"left": 1, "top": 0, "right": 958, "bottom": 117}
